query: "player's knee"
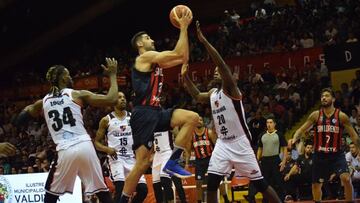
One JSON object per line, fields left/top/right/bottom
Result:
{"left": 252, "top": 178, "right": 269, "bottom": 193}
{"left": 184, "top": 111, "right": 200, "bottom": 126}
{"left": 340, "top": 173, "right": 351, "bottom": 183}
{"left": 135, "top": 158, "right": 151, "bottom": 173}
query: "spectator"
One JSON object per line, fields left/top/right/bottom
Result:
{"left": 346, "top": 142, "right": 360, "bottom": 197}
{"left": 300, "top": 33, "right": 314, "bottom": 48}
{"left": 346, "top": 32, "right": 358, "bottom": 43}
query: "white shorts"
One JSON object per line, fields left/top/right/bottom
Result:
{"left": 109, "top": 156, "right": 146, "bottom": 183}
{"left": 207, "top": 136, "right": 263, "bottom": 180}
{"left": 152, "top": 150, "right": 172, "bottom": 183}
{"left": 45, "top": 141, "right": 108, "bottom": 196}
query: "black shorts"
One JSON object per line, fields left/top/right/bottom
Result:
{"left": 195, "top": 157, "right": 211, "bottom": 181}
{"left": 312, "top": 152, "right": 349, "bottom": 183}
{"left": 131, "top": 106, "right": 174, "bottom": 150}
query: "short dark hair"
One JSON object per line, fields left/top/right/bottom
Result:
{"left": 321, "top": 87, "right": 335, "bottom": 97}
{"left": 131, "top": 31, "right": 147, "bottom": 51}
{"left": 267, "top": 117, "right": 276, "bottom": 124}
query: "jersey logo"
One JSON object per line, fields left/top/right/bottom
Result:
{"left": 120, "top": 125, "right": 127, "bottom": 131}
{"left": 215, "top": 101, "right": 219, "bottom": 108}
{"left": 332, "top": 118, "right": 337, "bottom": 124}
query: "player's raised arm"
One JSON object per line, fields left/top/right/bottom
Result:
{"left": 73, "top": 58, "right": 118, "bottom": 107}
{"left": 292, "top": 111, "right": 318, "bottom": 144}
{"left": 181, "top": 63, "right": 213, "bottom": 104}
{"left": 14, "top": 99, "right": 43, "bottom": 128}
{"left": 135, "top": 10, "right": 192, "bottom": 70}
{"left": 196, "top": 21, "right": 240, "bottom": 99}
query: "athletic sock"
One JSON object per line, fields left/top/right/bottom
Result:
{"left": 169, "top": 145, "right": 184, "bottom": 161}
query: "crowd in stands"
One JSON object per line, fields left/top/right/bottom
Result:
{"left": 6, "top": 0, "right": 360, "bottom": 86}
{"left": 1, "top": 0, "right": 360, "bottom": 202}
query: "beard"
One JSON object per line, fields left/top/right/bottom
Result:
{"left": 321, "top": 100, "right": 332, "bottom": 107}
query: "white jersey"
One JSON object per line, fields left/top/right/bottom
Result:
{"left": 106, "top": 111, "right": 134, "bottom": 158}
{"left": 154, "top": 131, "right": 172, "bottom": 153}
{"left": 43, "top": 88, "right": 90, "bottom": 151}
{"left": 210, "top": 89, "right": 252, "bottom": 141}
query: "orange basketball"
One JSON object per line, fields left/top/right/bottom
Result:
{"left": 169, "top": 5, "right": 193, "bottom": 29}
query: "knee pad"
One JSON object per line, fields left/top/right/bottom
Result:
{"left": 207, "top": 173, "right": 224, "bottom": 192}
{"left": 161, "top": 177, "right": 174, "bottom": 200}
{"left": 251, "top": 178, "right": 268, "bottom": 193}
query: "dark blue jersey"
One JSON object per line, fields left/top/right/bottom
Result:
{"left": 132, "top": 64, "right": 164, "bottom": 107}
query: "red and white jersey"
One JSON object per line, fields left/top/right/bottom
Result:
{"left": 43, "top": 88, "right": 90, "bottom": 151}
{"left": 106, "top": 111, "right": 134, "bottom": 158}
{"left": 210, "top": 89, "right": 252, "bottom": 142}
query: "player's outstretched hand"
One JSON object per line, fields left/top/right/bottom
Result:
{"left": 174, "top": 8, "right": 193, "bottom": 29}
{"left": 101, "top": 57, "right": 118, "bottom": 76}
{"left": 0, "top": 142, "right": 16, "bottom": 156}
{"left": 196, "top": 21, "right": 206, "bottom": 43}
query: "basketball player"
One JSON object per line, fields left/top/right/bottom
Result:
{"left": 14, "top": 58, "right": 118, "bottom": 203}
{"left": 0, "top": 142, "right": 16, "bottom": 156}
{"left": 94, "top": 92, "right": 148, "bottom": 203}
{"left": 190, "top": 117, "right": 230, "bottom": 203}
{"left": 292, "top": 88, "right": 360, "bottom": 202}
{"left": 119, "top": 9, "right": 199, "bottom": 203}
{"left": 152, "top": 130, "right": 187, "bottom": 203}
{"left": 181, "top": 21, "right": 281, "bottom": 203}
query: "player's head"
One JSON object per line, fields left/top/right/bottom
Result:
{"left": 266, "top": 117, "right": 276, "bottom": 131}
{"left": 349, "top": 142, "right": 358, "bottom": 155}
{"left": 46, "top": 65, "right": 73, "bottom": 96}
{"left": 304, "top": 144, "right": 313, "bottom": 155}
{"left": 115, "top": 92, "right": 127, "bottom": 111}
{"left": 320, "top": 88, "right": 335, "bottom": 108}
{"left": 131, "top": 31, "right": 155, "bottom": 52}
{"left": 197, "top": 116, "right": 204, "bottom": 128}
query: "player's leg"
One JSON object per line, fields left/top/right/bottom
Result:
{"left": 219, "top": 182, "right": 230, "bottom": 203}
{"left": 132, "top": 183, "right": 148, "bottom": 203}
{"left": 163, "top": 109, "right": 199, "bottom": 178}
{"left": 340, "top": 172, "right": 353, "bottom": 201}
{"left": 172, "top": 176, "right": 187, "bottom": 203}
{"left": 78, "top": 141, "right": 113, "bottom": 203}
{"left": 120, "top": 145, "right": 153, "bottom": 203}
{"left": 161, "top": 177, "right": 175, "bottom": 203}
{"left": 312, "top": 183, "right": 323, "bottom": 202}
{"left": 153, "top": 152, "right": 164, "bottom": 203}
{"left": 207, "top": 173, "right": 224, "bottom": 203}
{"left": 44, "top": 193, "right": 59, "bottom": 203}
{"left": 113, "top": 181, "right": 124, "bottom": 203}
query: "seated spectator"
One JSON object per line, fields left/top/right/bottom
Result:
{"left": 346, "top": 32, "right": 358, "bottom": 43}
{"left": 255, "top": 7, "right": 267, "bottom": 19}
{"left": 283, "top": 144, "right": 313, "bottom": 201}
{"left": 300, "top": 33, "right": 314, "bottom": 48}
{"left": 346, "top": 142, "right": 360, "bottom": 198}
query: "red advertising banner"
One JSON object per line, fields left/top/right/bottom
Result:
{"left": 163, "top": 46, "right": 324, "bottom": 84}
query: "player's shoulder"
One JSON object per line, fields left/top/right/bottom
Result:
{"left": 309, "top": 110, "right": 320, "bottom": 120}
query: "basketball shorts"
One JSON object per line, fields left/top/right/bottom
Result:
{"left": 207, "top": 136, "right": 263, "bottom": 180}
{"left": 108, "top": 156, "right": 146, "bottom": 183}
{"left": 131, "top": 106, "right": 174, "bottom": 150}
{"left": 152, "top": 150, "right": 172, "bottom": 183}
{"left": 45, "top": 141, "right": 108, "bottom": 196}
{"left": 312, "top": 152, "right": 349, "bottom": 183}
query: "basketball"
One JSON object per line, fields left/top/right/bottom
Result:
{"left": 169, "top": 5, "right": 193, "bottom": 29}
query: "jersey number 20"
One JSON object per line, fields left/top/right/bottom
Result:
{"left": 48, "top": 107, "right": 76, "bottom": 131}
